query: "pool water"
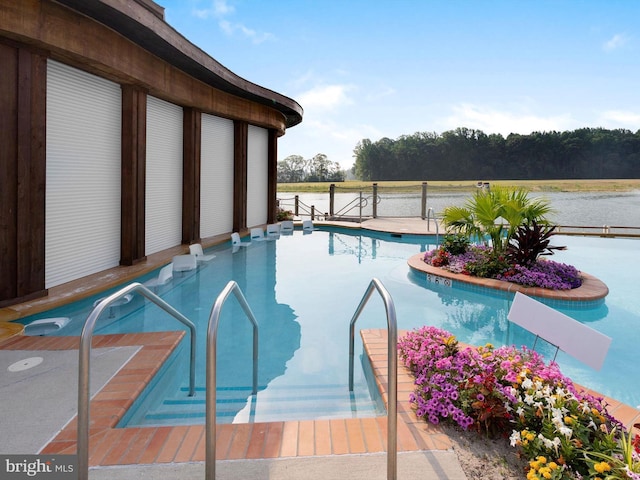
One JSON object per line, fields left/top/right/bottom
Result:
{"left": 20, "top": 228, "right": 640, "bottom": 425}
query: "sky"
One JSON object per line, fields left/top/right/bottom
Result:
{"left": 158, "top": 0, "right": 640, "bottom": 170}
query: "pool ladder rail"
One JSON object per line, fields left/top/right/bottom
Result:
{"left": 76, "top": 278, "right": 397, "bottom": 480}
{"left": 77, "top": 282, "right": 198, "bottom": 480}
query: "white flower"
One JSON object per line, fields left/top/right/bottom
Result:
{"left": 521, "top": 377, "right": 533, "bottom": 390}
{"left": 524, "top": 394, "right": 535, "bottom": 405}
{"left": 559, "top": 425, "right": 573, "bottom": 438}
{"left": 516, "top": 406, "right": 524, "bottom": 416}
{"left": 509, "top": 430, "right": 521, "bottom": 447}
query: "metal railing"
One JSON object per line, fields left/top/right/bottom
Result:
{"left": 427, "top": 207, "right": 440, "bottom": 245}
{"left": 277, "top": 195, "right": 326, "bottom": 220}
{"left": 77, "top": 282, "right": 197, "bottom": 480}
{"left": 348, "top": 278, "right": 398, "bottom": 480}
{"left": 206, "top": 281, "right": 259, "bottom": 480}
{"left": 331, "top": 192, "right": 381, "bottom": 222}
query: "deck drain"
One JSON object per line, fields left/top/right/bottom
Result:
{"left": 8, "top": 356, "right": 44, "bottom": 372}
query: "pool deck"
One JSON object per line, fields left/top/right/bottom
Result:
{"left": 0, "top": 217, "right": 638, "bottom": 479}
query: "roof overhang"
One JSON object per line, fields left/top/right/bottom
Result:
{"left": 53, "top": 0, "right": 303, "bottom": 128}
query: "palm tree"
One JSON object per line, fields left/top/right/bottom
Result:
{"left": 441, "top": 186, "right": 554, "bottom": 253}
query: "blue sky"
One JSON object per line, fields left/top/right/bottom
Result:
{"left": 159, "top": 0, "right": 640, "bottom": 169}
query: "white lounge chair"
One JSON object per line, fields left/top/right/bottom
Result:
{"left": 144, "top": 264, "right": 173, "bottom": 290}
{"left": 24, "top": 317, "right": 70, "bottom": 336}
{"left": 172, "top": 254, "right": 197, "bottom": 273}
{"left": 231, "top": 232, "right": 251, "bottom": 247}
{"left": 266, "top": 223, "right": 280, "bottom": 240}
{"left": 302, "top": 220, "right": 315, "bottom": 233}
{"left": 281, "top": 220, "right": 294, "bottom": 235}
{"left": 250, "top": 227, "right": 265, "bottom": 241}
{"left": 189, "top": 243, "right": 216, "bottom": 262}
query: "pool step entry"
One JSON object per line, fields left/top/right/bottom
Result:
{"left": 136, "top": 383, "right": 380, "bottom": 426}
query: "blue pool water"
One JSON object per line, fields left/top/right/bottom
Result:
{"left": 20, "top": 228, "right": 640, "bottom": 425}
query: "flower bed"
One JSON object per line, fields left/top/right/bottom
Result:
{"left": 424, "top": 243, "right": 583, "bottom": 291}
{"left": 398, "top": 326, "right": 640, "bottom": 479}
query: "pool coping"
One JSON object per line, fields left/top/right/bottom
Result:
{"left": 407, "top": 253, "right": 609, "bottom": 302}
{"left": 0, "top": 328, "right": 638, "bottom": 468}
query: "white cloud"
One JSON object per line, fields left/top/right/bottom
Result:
{"left": 193, "top": 0, "right": 234, "bottom": 19}
{"left": 603, "top": 33, "right": 629, "bottom": 52}
{"left": 444, "top": 103, "right": 576, "bottom": 136}
{"left": 193, "top": 0, "right": 273, "bottom": 44}
{"left": 296, "top": 84, "right": 355, "bottom": 111}
{"left": 598, "top": 110, "right": 640, "bottom": 129}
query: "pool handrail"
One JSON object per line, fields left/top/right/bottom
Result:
{"left": 348, "top": 278, "right": 398, "bottom": 480}
{"left": 206, "top": 280, "right": 259, "bottom": 480}
{"left": 77, "top": 282, "right": 197, "bottom": 480}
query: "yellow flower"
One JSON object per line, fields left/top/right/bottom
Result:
{"left": 564, "top": 416, "right": 573, "bottom": 424}
{"left": 536, "top": 456, "right": 547, "bottom": 464}
{"left": 594, "top": 461, "right": 611, "bottom": 473}
{"left": 548, "top": 462, "right": 558, "bottom": 470}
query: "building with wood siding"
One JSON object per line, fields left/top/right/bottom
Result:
{"left": 0, "top": 0, "right": 303, "bottom": 307}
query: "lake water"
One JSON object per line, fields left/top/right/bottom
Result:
{"left": 277, "top": 190, "right": 640, "bottom": 228}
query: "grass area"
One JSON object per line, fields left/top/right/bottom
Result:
{"left": 277, "top": 179, "right": 640, "bottom": 193}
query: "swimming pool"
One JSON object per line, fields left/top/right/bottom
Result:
{"left": 20, "top": 227, "right": 640, "bottom": 425}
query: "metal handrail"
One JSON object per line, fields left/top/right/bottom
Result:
{"left": 427, "top": 207, "right": 440, "bottom": 245}
{"left": 348, "top": 278, "right": 397, "bottom": 480}
{"left": 78, "top": 282, "right": 197, "bottom": 480}
{"left": 333, "top": 193, "right": 380, "bottom": 220}
{"left": 206, "top": 281, "right": 259, "bottom": 480}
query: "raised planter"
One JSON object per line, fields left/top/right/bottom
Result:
{"left": 407, "top": 253, "right": 609, "bottom": 303}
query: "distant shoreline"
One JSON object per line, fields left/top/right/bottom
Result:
{"left": 277, "top": 179, "right": 640, "bottom": 193}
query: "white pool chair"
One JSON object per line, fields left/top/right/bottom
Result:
{"left": 231, "top": 232, "right": 251, "bottom": 247}
{"left": 302, "top": 220, "right": 315, "bottom": 233}
{"left": 189, "top": 243, "right": 216, "bottom": 262}
{"left": 280, "top": 220, "right": 294, "bottom": 235}
{"left": 250, "top": 227, "right": 265, "bottom": 241}
{"left": 144, "top": 264, "right": 173, "bottom": 290}
{"left": 24, "top": 317, "right": 70, "bottom": 336}
{"left": 266, "top": 223, "right": 281, "bottom": 239}
{"left": 172, "top": 254, "right": 197, "bottom": 273}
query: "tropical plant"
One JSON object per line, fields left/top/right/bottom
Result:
{"left": 582, "top": 428, "right": 640, "bottom": 480}
{"left": 441, "top": 187, "right": 554, "bottom": 254}
{"left": 276, "top": 207, "right": 293, "bottom": 221}
{"left": 506, "top": 221, "right": 566, "bottom": 266}
{"left": 441, "top": 233, "right": 470, "bottom": 255}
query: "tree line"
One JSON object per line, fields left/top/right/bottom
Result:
{"left": 277, "top": 153, "right": 346, "bottom": 182}
{"left": 353, "top": 127, "right": 640, "bottom": 181}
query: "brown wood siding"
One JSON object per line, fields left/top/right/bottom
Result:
{"left": 267, "top": 129, "right": 278, "bottom": 224}
{"left": 0, "top": 42, "right": 47, "bottom": 306}
{"left": 120, "top": 85, "right": 147, "bottom": 266}
{"left": 233, "top": 121, "right": 248, "bottom": 232}
{"left": 182, "top": 108, "right": 201, "bottom": 244}
{"left": 2, "top": 1, "right": 288, "bottom": 135}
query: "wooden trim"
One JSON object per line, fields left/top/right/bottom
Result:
{"left": 0, "top": 44, "right": 47, "bottom": 306}
{"left": 0, "top": 42, "right": 19, "bottom": 303}
{"left": 121, "top": 85, "right": 147, "bottom": 265}
{"left": 2, "top": 1, "right": 290, "bottom": 134}
{"left": 182, "top": 108, "right": 201, "bottom": 244}
{"left": 267, "top": 129, "right": 278, "bottom": 224}
{"left": 233, "top": 121, "right": 248, "bottom": 232}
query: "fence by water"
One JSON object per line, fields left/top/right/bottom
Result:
{"left": 276, "top": 183, "right": 640, "bottom": 236}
